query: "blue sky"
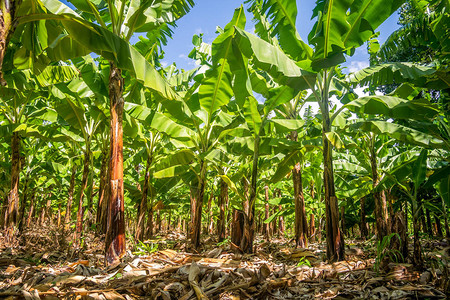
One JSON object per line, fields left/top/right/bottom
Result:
{"left": 157, "top": 0, "right": 401, "bottom": 74}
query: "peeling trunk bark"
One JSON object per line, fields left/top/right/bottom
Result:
{"left": 241, "top": 165, "right": 255, "bottom": 253}
{"left": 231, "top": 209, "right": 244, "bottom": 249}
{"left": 309, "top": 214, "right": 315, "bottom": 242}
{"left": 26, "top": 191, "right": 35, "bottom": 228}
{"left": 136, "top": 156, "right": 151, "bottom": 241}
{"left": 217, "top": 178, "right": 228, "bottom": 242}
{"left": 360, "top": 196, "right": 368, "bottom": 239}
{"left": 412, "top": 196, "right": 423, "bottom": 267}
{"left": 146, "top": 197, "right": 154, "bottom": 239}
{"left": 5, "top": 132, "right": 20, "bottom": 234}
{"left": 190, "top": 164, "right": 205, "bottom": 249}
{"left": 65, "top": 164, "right": 77, "bottom": 230}
{"left": 263, "top": 185, "right": 270, "bottom": 240}
{"left": 57, "top": 204, "right": 61, "bottom": 228}
{"left": 434, "top": 214, "right": 443, "bottom": 237}
{"left": 17, "top": 173, "right": 29, "bottom": 232}
{"left": 340, "top": 205, "right": 345, "bottom": 236}
{"left": 293, "top": 162, "right": 308, "bottom": 247}
{"left": 105, "top": 64, "right": 126, "bottom": 265}
{"left": 75, "top": 150, "right": 90, "bottom": 245}
{"left": 96, "top": 145, "right": 109, "bottom": 233}
{"left": 322, "top": 103, "right": 344, "bottom": 262}
{"left": 425, "top": 208, "right": 432, "bottom": 236}
{"left": 370, "top": 143, "right": 389, "bottom": 241}
{"left": 206, "top": 192, "right": 213, "bottom": 235}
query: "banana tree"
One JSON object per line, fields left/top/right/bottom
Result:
{"left": 240, "top": 0, "right": 445, "bottom": 261}
{"left": 18, "top": 0, "right": 194, "bottom": 264}
{"left": 50, "top": 79, "right": 107, "bottom": 244}
{"left": 0, "top": 65, "right": 77, "bottom": 236}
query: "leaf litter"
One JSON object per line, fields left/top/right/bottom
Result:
{"left": 0, "top": 227, "right": 449, "bottom": 299}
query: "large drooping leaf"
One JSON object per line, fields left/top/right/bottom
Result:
{"left": 412, "top": 149, "right": 428, "bottom": 189}
{"left": 21, "top": 11, "right": 180, "bottom": 102}
{"left": 246, "top": 0, "right": 313, "bottom": 61}
{"left": 270, "top": 119, "right": 305, "bottom": 133}
{"left": 124, "top": 102, "right": 195, "bottom": 139}
{"left": 309, "top": 0, "right": 352, "bottom": 67}
{"left": 242, "top": 96, "right": 262, "bottom": 134}
{"left": 234, "top": 28, "right": 317, "bottom": 91}
{"left": 346, "top": 62, "right": 441, "bottom": 88}
{"left": 343, "top": 0, "right": 404, "bottom": 50}
{"left": 199, "top": 7, "right": 246, "bottom": 122}
{"left": 351, "top": 120, "right": 444, "bottom": 149}
{"left": 153, "top": 149, "right": 195, "bottom": 172}
{"left": 342, "top": 95, "right": 439, "bottom": 120}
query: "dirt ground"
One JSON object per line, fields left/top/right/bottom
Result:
{"left": 0, "top": 225, "right": 449, "bottom": 299}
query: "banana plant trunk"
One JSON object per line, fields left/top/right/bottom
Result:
{"left": 360, "top": 196, "right": 368, "bottom": 239}
{"left": 146, "top": 197, "right": 154, "bottom": 239}
{"left": 217, "top": 178, "right": 228, "bottom": 242}
{"left": 263, "top": 185, "right": 270, "bottom": 240}
{"left": 75, "top": 149, "right": 90, "bottom": 244}
{"left": 241, "top": 136, "right": 260, "bottom": 253}
{"left": 321, "top": 78, "right": 345, "bottom": 262}
{"left": 105, "top": 64, "right": 126, "bottom": 265}
{"left": 96, "top": 146, "right": 109, "bottom": 233}
{"left": 136, "top": 156, "right": 152, "bottom": 241}
{"left": 190, "top": 161, "right": 206, "bottom": 249}
{"left": 65, "top": 164, "right": 77, "bottom": 230}
{"left": 293, "top": 162, "right": 308, "bottom": 247}
{"left": 369, "top": 144, "right": 389, "bottom": 241}
{"left": 17, "top": 173, "right": 29, "bottom": 232}
{"left": 5, "top": 131, "right": 20, "bottom": 234}
{"left": 412, "top": 195, "right": 423, "bottom": 267}
{"left": 26, "top": 190, "right": 35, "bottom": 228}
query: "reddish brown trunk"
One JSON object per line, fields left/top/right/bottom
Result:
{"left": 278, "top": 204, "right": 284, "bottom": 234}
{"left": 146, "top": 198, "right": 154, "bottom": 239}
{"left": 272, "top": 206, "right": 277, "bottom": 234}
{"left": 240, "top": 174, "right": 255, "bottom": 253}
{"left": 207, "top": 192, "right": 214, "bottom": 235}
{"left": 75, "top": 150, "right": 90, "bottom": 245}
{"left": 263, "top": 185, "right": 270, "bottom": 240}
{"left": 217, "top": 178, "right": 228, "bottom": 242}
{"left": 322, "top": 107, "right": 344, "bottom": 262}
{"left": 231, "top": 209, "right": 244, "bottom": 249}
{"left": 434, "top": 214, "right": 443, "bottom": 237}
{"left": 309, "top": 214, "right": 315, "bottom": 242}
{"left": 65, "top": 164, "right": 77, "bottom": 230}
{"left": 360, "top": 196, "right": 368, "bottom": 239}
{"left": 105, "top": 64, "right": 126, "bottom": 265}
{"left": 57, "top": 204, "right": 61, "bottom": 228}
{"left": 293, "top": 163, "right": 308, "bottom": 247}
{"left": 26, "top": 192, "right": 35, "bottom": 228}
{"left": 190, "top": 173, "right": 205, "bottom": 249}
{"left": 370, "top": 144, "right": 389, "bottom": 241}
{"left": 136, "top": 156, "right": 151, "bottom": 241}
{"left": 425, "top": 208, "right": 432, "bottom": 236}
{"left": 41, "top": 195, "right": 52, "bottom": 225}
{"left": 17, "top": 174, "right": 29, "bottom": 232}
{"left": 157, "top": 210, "right": 161, "bottom": 231}
{"left": 5, "top": 132, "right": 20, "bottom": 234}
{"left": 340, "top": 205, "right": 345, "bottom": 236}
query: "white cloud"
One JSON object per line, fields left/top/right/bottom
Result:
{"left": 160, "top": 61, "right": 168, "bottom": 67}
{"left": 348, "top": 60, "right": 369, "bottom": 73}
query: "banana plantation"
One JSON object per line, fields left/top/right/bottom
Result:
{"left": 0, "top": 0, "right": 449, "bottom": 298}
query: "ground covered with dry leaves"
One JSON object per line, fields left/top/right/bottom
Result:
{"left": 0, "top": 226, "right": 449, "bottom": 299}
